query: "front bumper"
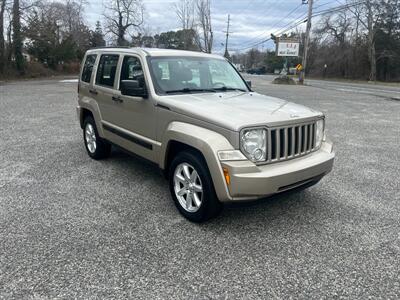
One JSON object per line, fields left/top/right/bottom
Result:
{"left": 219, "top": 140, "right": 334, "bottom": 201}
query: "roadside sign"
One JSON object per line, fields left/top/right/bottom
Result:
{"left": 296, "top": 64, "right": 303, "bottom": 71}
{"left": 277, "top": 38, "right": 300, "bottom": 57}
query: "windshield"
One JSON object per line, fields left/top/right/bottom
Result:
{"left": 148, "top": 56, "right": 249, "bottom": 95}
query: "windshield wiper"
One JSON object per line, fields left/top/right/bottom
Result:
{"left": 165, "top": 88, "right": 216, "bottom": 94}
{"left": 213, "top": 86, "right": 248, "bottom": 92}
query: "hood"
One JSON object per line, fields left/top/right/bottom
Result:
{"left": 157, "top": 92, "right": 323, "bottom": 131}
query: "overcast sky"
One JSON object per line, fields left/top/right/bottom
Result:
{"left": 84, "top": 0, "right": 337, "bottom": 54}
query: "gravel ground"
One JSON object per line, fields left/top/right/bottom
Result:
{"left": 0, "top": 77, "right": 399, "bottom": 299}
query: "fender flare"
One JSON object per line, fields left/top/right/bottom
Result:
{"left": 79, "top": 100, "right": 105, "bottom": 137}
{"left": 160, "top": 122, "right": 235, "bottom": 202}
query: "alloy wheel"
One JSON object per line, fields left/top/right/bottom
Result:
{"left": 173, "top": 162, "right": 203, "bottom": 212}
{"left": 85, "top": 123, "right": 97, "bottom": 154}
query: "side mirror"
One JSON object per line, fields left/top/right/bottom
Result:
{"left": 121, "top": 80, "right": 148, "bottom": 98}
{"left": 246, "top": 80, "right": 252, "bottom": 88}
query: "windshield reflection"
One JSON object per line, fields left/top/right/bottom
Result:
{"left": 148, "top": 56, "right": 249, "bottom": 95}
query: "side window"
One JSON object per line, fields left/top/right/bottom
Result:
{"left": 96, "top": 54, "right": 119, "bottom": 88}
{"left": 81, "top": 54, "right": 97, "bottom": 83}
{"left": 120, "top": 56, "right": 146, "bottom": 88}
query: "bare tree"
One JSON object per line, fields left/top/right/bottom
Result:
{"left": 0, "top": 0, "right": 6, "bottom": 71}
{"left": 313, "top": 12, "right": 353, "bottom": 78}
{"left": 103, "top": 0, "right": 145, "bottom": 46}
{"left": 347, "top": 0, "right": 381, "bottom": 81}
{"left": 365, "top": 0, "right": 380, "bottom": 81}
{"left": 13, "top": 0, "right": 24, "bottom": 73}
{"left": 64, "top": 0, "right": 86, "bottom": 32}
{"left": 174, "top": 0, "right": 195, "bottom": 30}
{"left": 195, "top": 0, "right": 213, "bottom": 53}
{"left": 316, "top": 12, "right": 351, "bottom": 45}
{"left": 6, "top": 4, "right": 11, "bottom": 62}
{"left": 174, "top": 0, "right": 196, "bottom": 50}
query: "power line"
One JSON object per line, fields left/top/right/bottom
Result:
{"left": 232, "top": 11, "right": 308, "bottom": 51}
{"left": 230, "top": 1, "right": 366, "bottom": 52}
{"left": 232, "top": 4, "right": 310, "bottom": 51}
{"left": 246, "top": 0, "right": 282, "bottom": 24}
{"left": 314, "top": 0, "right": 338, "bottom": 9}
{"left": 233, "top": 0, "right": 277, "bottom": 28}
{"left": 312, "top": 1, "right": 366, "bottom": 17}
{"left": 219, "top": 0, "right": 282, "bottom": 52}
{"left": 240, "top": 2, "right": 305, "bottom": 46}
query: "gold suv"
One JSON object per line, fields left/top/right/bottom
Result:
{"left": 77, "top": 47, "right": 335, "bottom": 222}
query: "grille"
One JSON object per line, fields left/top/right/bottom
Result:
{"left": 266, "top": 122, "right": 317, "bottom": 163}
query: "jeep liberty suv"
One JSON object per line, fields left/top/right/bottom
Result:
{"left": 77, "top": 48, "right": 335, "bottom": 222}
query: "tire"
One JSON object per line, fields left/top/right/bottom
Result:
{"left": 169, "top": 150, "right": 223, "bottom": 222}
{"left": 83, "top": 116, "right": 111, "bottom": 160}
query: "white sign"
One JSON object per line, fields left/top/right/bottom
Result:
{"left": 277, "top": 41, "right": 299, "bottom": 57}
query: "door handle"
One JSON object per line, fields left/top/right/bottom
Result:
{"left": 112, "top": 96, "right": 123, "bottom": 103}
{"left": 89, "top": 89, "right": 98, "bottom": 95}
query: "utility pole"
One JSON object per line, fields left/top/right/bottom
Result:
{"left": 299, "top": 0, "right": 313, "bottom": 84}
{"left": 223, "top": 14, "right": 231, "bottom": 60}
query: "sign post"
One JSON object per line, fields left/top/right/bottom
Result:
{"left": 299, "top": 0, "right": 314, "bottom": 84}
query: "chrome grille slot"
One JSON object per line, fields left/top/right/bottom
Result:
{"left": 287, "top": 127, "right": 293, "bottom": 157}
{"left": 265, "top": 121, "right": 318, "bottom": 164}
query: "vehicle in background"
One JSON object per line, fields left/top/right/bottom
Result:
{"left": 246, "top": 66, "right": 267, "bottom": 75}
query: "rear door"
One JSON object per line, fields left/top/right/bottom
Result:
{"left": 93, "top": 53, "right": 121, "bottom": 123}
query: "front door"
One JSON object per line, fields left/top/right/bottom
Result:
{"left": 104, "top": 55, "right": 158, "bottom": 161}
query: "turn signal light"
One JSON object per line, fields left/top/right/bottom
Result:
{"left": 223, "top": 168, "right": 231, "bottom": 185}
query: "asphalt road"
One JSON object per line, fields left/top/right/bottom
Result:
{"left": 0, "top": 77, "right": 399, "bottom": 299}
{"left": 253, "top": 74, "right": 400, "bottom": 101}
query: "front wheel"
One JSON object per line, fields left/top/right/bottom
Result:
{"left": 169, "top": 151, "right": 223, "bottom": 222}
{"left": 83, "top": 116, "right": 111, "bottom": 160}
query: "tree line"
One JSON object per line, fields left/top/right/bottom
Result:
{"left": 0, "top": 0, "right": 213, "bottom": 78}
{"left": 0, "top": 0, "right": 106, "bottom": 76}
{"left": 233, "top": 0, "right": 400, "bottom": 82}
{"left": 310, "top": 0, "right": 400, "bottom": 81}
{"left": 0, "top": 0, "right": 399, "bottom": 81}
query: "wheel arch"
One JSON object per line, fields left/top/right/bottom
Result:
{"left": 78, "top": 103, "right": 105, "bottom": 137}
{"left": 160, "top": 122, "right": 235, "bottom": 202}
{"left": 163, "top": 140, "right": 206, "bottom": 178}
{"left": 80, "top": 108, "right": 94, "bottom": 129}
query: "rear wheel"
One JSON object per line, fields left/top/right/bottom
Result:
{"left": 169, "top": 150, "right": 223, "bottom": 222}
{"left": 83, "top": 116, "right": 111, "bottom": 160}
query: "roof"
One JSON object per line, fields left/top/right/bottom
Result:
{"left": 86, "top": 47, "right": 225, "bottom": 60}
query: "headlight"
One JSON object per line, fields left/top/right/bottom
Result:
{"left": 240, "top": 128, "right": 267, "bottom": 162}
{"left": 315, "top": 119, "right": 325, "bottom": 148}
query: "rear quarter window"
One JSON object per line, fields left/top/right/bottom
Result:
{"left": 81, "top": 54, "right": 97, "bottom": 83}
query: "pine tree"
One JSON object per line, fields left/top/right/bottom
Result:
{"left": 90, "top": 21, "right": 106, "bottom": 48}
